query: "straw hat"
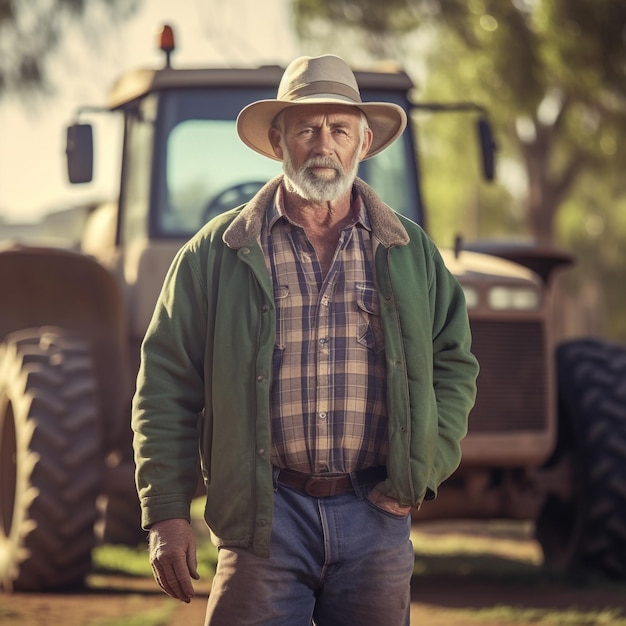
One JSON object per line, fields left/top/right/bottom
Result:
{"left": 236, "top": 54, "right": 407, "bottom": 161}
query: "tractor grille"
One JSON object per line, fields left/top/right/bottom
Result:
{"left": 468, "top": 320, "right": 548, "bottom": 432}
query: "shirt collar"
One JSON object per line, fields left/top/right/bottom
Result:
{"left": 266, "top": 183, "right": 372, "bottom": 232}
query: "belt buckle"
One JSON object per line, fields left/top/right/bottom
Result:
{"left": 304, "top": 476, "right": 336, "bottom": 497}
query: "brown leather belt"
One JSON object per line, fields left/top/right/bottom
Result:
{"left": 276, "top": 466, "right": 387, "bottom": 497}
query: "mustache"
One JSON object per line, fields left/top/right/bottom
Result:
{"left": 303, "top": 157, "right": 343, "bottom": 172}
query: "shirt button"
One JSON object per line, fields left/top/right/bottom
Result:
{"left": 257, "top": 375, "right": 264, "bottom": 382}
{"left": 319, "top": 338, "right": 326, "bottom": 345}
{"left": 319, "top": 412, "right": 327, "bottom": 420}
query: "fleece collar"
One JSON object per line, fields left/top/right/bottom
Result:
{"left": 222, "top": 175, "right": 410, "bottom": 250}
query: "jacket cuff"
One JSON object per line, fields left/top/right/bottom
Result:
{"left": 140, "top": 497, "right": 191, "bottom": 530}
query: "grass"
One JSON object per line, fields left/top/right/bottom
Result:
{"left": 442, "top": 606, "right": 626, "bottom": 625}
{"left": 91, "top": 540, "right": 218, "bottom": 581}
{"left": 92, "top": 604, "right": 178, "bottom": 626}
{"left": 409, "top": 520, "right": 626, "bottom": 625}
{"left": 411, "top": 519, "right": 543, "bottom": 580}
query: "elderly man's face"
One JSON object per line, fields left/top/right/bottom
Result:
{"left": 269, "top": 104, "right": 373, "bottom": 203}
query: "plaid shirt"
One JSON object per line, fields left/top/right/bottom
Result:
{"left": 261, "top": 185, "right": 388, "bottom": 474}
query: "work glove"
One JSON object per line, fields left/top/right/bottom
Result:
{"left": 149, "top": 518, "right": 200, "bottom": 603}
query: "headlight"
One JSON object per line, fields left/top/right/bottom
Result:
{"left": 488, "top": 286, "right": 540, "bottom": 310}
{"left": 462, "top": 285, "right": 479, "bottom": 309}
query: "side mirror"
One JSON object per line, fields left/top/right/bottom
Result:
{"left": 66, "top": 124, "right": 94, "bottom": 184}
{"left": 477, "top": 117, "right": 496, "bottom": 181}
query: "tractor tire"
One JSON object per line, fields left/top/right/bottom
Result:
{"left": 536, "top": 339, "right": 626, "bottom": 579}
{"left": 0, "top": 328, "right": 103, "bottom": 591}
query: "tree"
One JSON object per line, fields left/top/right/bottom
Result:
{"left": 0, "top": 0, "right": 140, "bottom": 98}
{"left": 292, "top": 0, "right": 626, "bottom": 244}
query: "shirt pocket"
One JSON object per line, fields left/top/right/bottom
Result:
{"left": 356, "top": 283, "right": 384, "bottom": 354}
{"left": 273, "top": 285, "right": 289, "bottom": 350}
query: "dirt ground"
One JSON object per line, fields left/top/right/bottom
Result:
{"left": 3, "top": 572, "right": 626, "bottom": 626}
{"left": 2, "top": 522, "right": 626, "bottom": 626}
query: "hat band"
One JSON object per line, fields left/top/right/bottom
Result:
{"left": 281, "top": 80, "right": 362, "bottom": 104}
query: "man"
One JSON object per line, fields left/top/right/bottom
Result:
{"left": 132, "top": 54, "right": 479, "bottom": 625}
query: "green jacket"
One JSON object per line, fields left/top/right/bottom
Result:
{"left": 132, "top": 176, "right": 478, "bottom": 557}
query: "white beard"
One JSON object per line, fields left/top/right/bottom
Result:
{"left": 282, "top": 145, "right": 361, "bottom": 203}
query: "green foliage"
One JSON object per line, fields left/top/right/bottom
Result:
{"left": 294, "top": 0, "right": 420, "bottom": 37}
{"left": 0, "top": 0, "right": 140, "bottom": 97}
{"left": 556, "top": 170, "right": 626, "bottom": 340}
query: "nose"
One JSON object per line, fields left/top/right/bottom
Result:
{"left": 311, "top": 127, "right": 334, "bottom": 156}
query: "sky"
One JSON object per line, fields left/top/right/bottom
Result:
{"left": 0, "top": 0, "right": 299, "bottom": 223}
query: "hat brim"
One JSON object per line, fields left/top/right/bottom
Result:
{"left": 236, "top": 97, "right": 407, "bottom": 161}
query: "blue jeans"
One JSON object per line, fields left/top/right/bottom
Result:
{"left": 204, "top": 479, "right": 414, "bottom": 625}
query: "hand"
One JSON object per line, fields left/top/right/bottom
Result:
{"left": 149, "top": 518, "right": 200, "bottom": 603}
{"left": 368, "top": 484, "right": 412, "bottom": 517}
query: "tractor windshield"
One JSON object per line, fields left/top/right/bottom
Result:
{"left": 151, "top": 88, "right": 422, "bottom": 238}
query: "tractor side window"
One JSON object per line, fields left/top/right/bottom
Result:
{"left": 120, "top": 97, "right": 156, "bottom": 244}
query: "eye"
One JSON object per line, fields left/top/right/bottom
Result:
{"left": 332, "top": 127, "right": 352, "bottom": 139}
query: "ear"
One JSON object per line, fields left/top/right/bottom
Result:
{"left": 359, "top": 127, "right": 374, "bottom": 160}
{"left": 268, "top": 127, "right": 284, "bottom": 160}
